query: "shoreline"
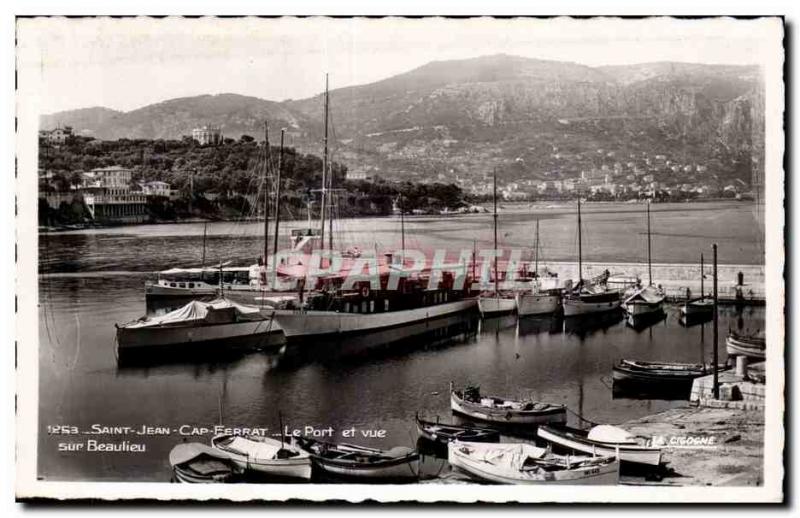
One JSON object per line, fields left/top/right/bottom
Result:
{"left": 38, "top": 199, "right": 760, "bottom": 233}
{"left": 619, "top": 405, "right": 765, "bottom": 487}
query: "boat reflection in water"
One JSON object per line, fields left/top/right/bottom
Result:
{"left": 563, "top": 309, "right": 623, "bottom": 338}
{"left": 516, "top": 314, "right": 563, "bottom": 337}
{"left": 282, "top": 312, "right": 480, "bottom": 366}
{"left": 678, "top": 311, "right": 713, "bottom": 328}
{"left": 479, "top": 314, "right": 519, "bottom": 335}
{"left": 625, "top": 309, "right": 667, "bottom": 332}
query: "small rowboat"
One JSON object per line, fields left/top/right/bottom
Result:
{"left": 537, "top": 425, "right": 662, "bottom": 466}
{"left": 612, "top": 359, "right": 725, "bottom": 385}
{"left": 726, "top": 332, "right": 766, "bottom": 359}
{"left": 415, "top": 414, "right": 500, "bottom": 445}
{"left": 450, "top": 383, "right": 566, "bottom": 426}
{"left": 169, "top": 442, "right": 240, "bottom": 483}
{"left": 447, "top": 441, "right": 619, "bottom": 485}
{"left": 211, "top": 434, "right": 312, "bottom": 480}
{"left": 295, "top": 437, "right": 420, "bottom": 481}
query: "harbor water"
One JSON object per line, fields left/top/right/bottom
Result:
{"left": 37, "top": 201, "right": 766, "bottom": 482}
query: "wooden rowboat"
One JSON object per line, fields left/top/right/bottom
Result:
{"left": 450, "top": 383, "right": 566, "bottom": 426}
{"left": 295, "top": 437, "right": 419, "bottom": 481}
{"left": 537, "top": 425, "right": 662, "bottom": 466}
{"left": 415, "top": 414, "right": 500, "bottom": 445}
{"left": 447, "top": 441, "right": 619, "bottom": 485}
{"left": 211, "top": 434, "right": 312, "bottom": 480}
{"left": 612, "top": 359, "right": 725, "bottom": 385}
{"left": 726, "top": 332, "right": 766, "bottom": 359}
{"left": 169, "top": 442, "right": 240, "bottom": 483}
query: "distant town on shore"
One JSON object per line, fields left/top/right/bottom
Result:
{"left": 38, "top": 123, "right": 759, "bottom": 229}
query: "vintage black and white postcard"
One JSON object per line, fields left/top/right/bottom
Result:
{"left": 15, "top": 15, "right": 785, "bottom": 503}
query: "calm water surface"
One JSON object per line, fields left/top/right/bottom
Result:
{"left": 37, "top": 202, "right": 766, "bottom": 482}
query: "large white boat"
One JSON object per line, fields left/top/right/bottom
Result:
{"left": 448, "top": 441, "right": 619, "bottom": 485}
{"left": 274, "top": 286, "right": 478, "bottom": 340}
{"left": 115, "top": 298, "right": 283, "bottom": 358}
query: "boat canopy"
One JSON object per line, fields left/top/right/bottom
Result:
{"left": 587, "top": 425, "right": 638, "bottom": 444}
{"left": 462, "top": 442, "right": 548, "bottom": 469}
{"left": 226, "top": 437, "right": 282, "bottom": 460}
{"left": 169, "top": 443, "right": 230, "bottom": 467}
{"left": 123, "top": 298, "right": 264, "bottom": 329}
{"left": 623, "top": 285, "right": 665, "bottom": 304}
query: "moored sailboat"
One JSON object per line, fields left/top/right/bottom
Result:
{"left": 680, "top": 253, "right": 714, "bottom": 319}
{"left": 622, "top": 201, "right": 665, "bottom": 319}
{"left": 563, "top": 200, "right": 621, "bottom": 317}
{"left": 516, "top": 219, "right": 561, "bottom": 316}
{"left": 478, "top": 168, "right": 517, "bottom": 317}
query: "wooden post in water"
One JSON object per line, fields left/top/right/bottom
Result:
{"left": 700, "top": 253, "right": 705, "bottom": 299}
{"left": 646, "top": 200, "right": 652, "bottom": 286}
{"left": 712, "top": 243, "right": 719, "bottom": 399}
{"left": 577, "top": 199, "right": 583, "bottom": 284}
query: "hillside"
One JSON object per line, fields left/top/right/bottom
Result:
{"left": 40, "top": 55, "right": 763, "bottom": 188}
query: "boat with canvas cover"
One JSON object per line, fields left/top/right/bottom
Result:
{"left": 726, "top": 331, "right": 766, "bottom": 359}
{"left": 537, "top": 424, "right": 662, "bottom": 466}
{"left": 169, "top": 442, "right": 241, "bottom": 483}
{"left": 115, "top": 298, "right": 282, "bottom": 357}
{"left": 295, "top": 437, "right": 420, "bottom": 481}
{"left": 450, "top": 383, "right": 566, "bottom": 426}
{"left": 415, "top": 414, "right": 500, "bottom": 445}
{"left": 210, "top": 434, "right": 312, "bottom": 480}
{"left": 447, "top": 440, "right": 619, "bottom": 485}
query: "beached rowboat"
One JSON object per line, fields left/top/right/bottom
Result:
{"left": 295, "top": 437, "right": 419, "bottom": 481}
{"left": 537, "top": 425, "right": 662, "bottom": 466}
{"left": 210, "top": 434, "right": 312, "bottom": 480}
{"left": 450, "top": 383, "right": 566, "bottom": 426}
{"left": 415, "top": 414, "right": 500, "bottom": 445}
{"left": 447, "top": 441, "right": 619, "bottom": 485}
{"left": 169, "top": 442, "right": 240, "bottom": 483}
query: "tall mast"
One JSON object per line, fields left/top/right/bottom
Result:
{"left": 700, "top": 253, "right": 705, "bottom": 299}
{"left": 646, "top": 200, "right": 653, "bottom": 286}
{"left": 272, "top": 129, "right": 284, "bottom": 258}
{"left": 263, "top": 121, "right": 270, "bottom": 270}
{"left": 577, "top": 199, "right": 583, "bottom": 284}
{"left": 328, "top": 162, "right": 334, "bottom": 250}
{"left": 493, "top": 167, "right": 498, "bottom": 297}
{"left": 400, "top": 193, "right": 405, "bottom": 264}
{"left": 319, "top": 74, "right": 329, "bottom": 247}
{"left": 534, "top": 219, "right": 540, "bottom": 276}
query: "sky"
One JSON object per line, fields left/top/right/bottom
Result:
{"left": 17, "top": 16, "right": 779, "bottom": 114}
